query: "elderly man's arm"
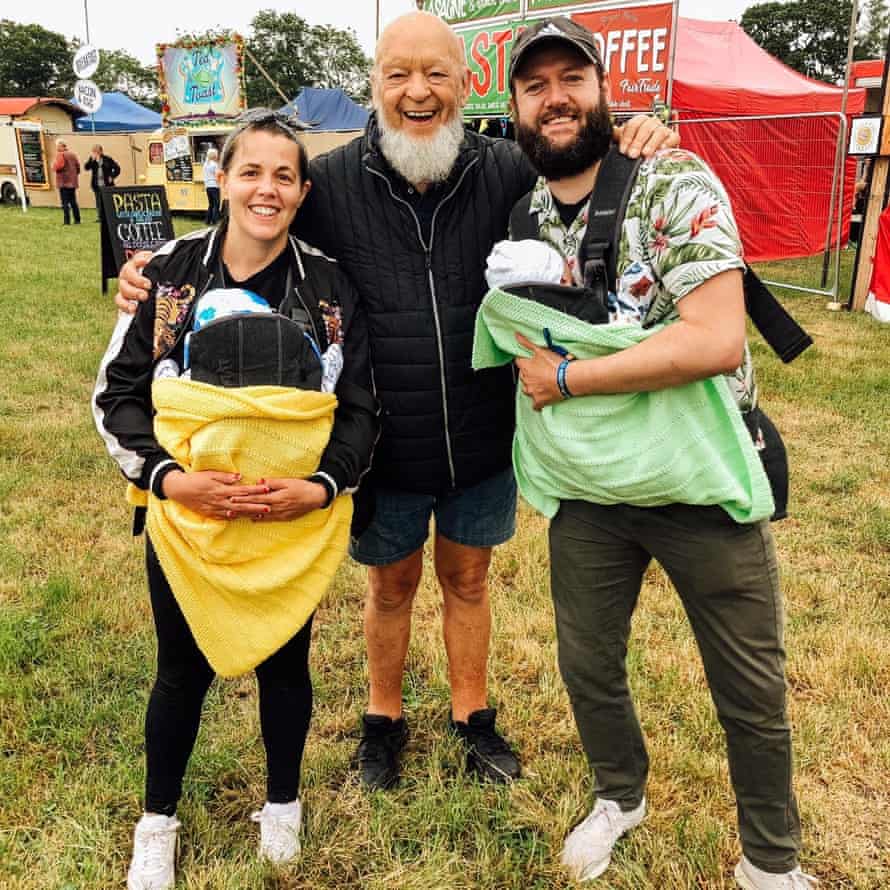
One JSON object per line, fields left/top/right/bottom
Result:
{"left": 614, "top": 115, "right": 679, "bottom": 158}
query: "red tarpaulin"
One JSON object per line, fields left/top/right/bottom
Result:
{"left": 866, "top": 204, "right": 890, "bottom": 321}
{"left": 671, "top": 19, "right": 865, "bottom": 262}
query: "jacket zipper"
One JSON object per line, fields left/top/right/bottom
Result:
{"left": 366, "top": 158, "right": 479, "bottom": 488}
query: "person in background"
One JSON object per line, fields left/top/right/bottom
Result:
{"left": 53, "top": 139, "right": 81, "bottom": 225}
{"left": 203, "top": 146, "right": 221, "bottom": 224}
{"left": 85, "top": 144, "right": 121, "bottom": 223}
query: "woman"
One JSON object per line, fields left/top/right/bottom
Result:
{"left": 203, "top": 146, "right": 220, "bottom": 224}
{"left": 93, "top": 110, "right": 377, "bottom": 890}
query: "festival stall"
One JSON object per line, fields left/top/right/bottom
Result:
{"left": 671, "top": 18, "right": 865, "bottom": 262}
{"left": 285, "top": 87, "right": 369, "bottom": 132}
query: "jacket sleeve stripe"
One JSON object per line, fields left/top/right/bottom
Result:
{"left": 92, "top": 311, "right": 145, "bottom": 480}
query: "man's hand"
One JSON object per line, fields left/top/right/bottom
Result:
{"left": 230, "top": 477, "right": 328, "bottom": 522}
{"left": 515, "top": 332, "right": 566, "bottom": 411}
{"left": 161, "top": 470, "right": 271, "bottom": 519}
{"left": 614, "top": 115, "right": 679, "bottom": 159}
{"left": 115, "top": 250, "right": 154, "bottom": 314}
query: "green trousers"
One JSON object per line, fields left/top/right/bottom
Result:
{"left": 549, "top": 500, "right": 801, "bottom": 873}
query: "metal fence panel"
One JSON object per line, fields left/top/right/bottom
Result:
{"left": 673, "top": 112, "right": 849, "bottom": 298}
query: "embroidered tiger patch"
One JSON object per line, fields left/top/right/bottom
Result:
{"left": 153, "top": 283, "right": 196, "bottom": 359}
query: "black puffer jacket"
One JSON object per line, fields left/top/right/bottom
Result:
{"left": 296, "top": 116, "right": 537, "bottom": 495}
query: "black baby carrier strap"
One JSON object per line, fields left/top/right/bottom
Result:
{"left": 510, "top": 146, "right": 813, "bottom": 362}
{"left": 506, "top": 148, "right": 642, "bottom": 324}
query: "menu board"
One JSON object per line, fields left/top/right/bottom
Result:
{"left": 15, "top": 128, "right": 49, "bottom": 189}
{"left": 100, "top": 186, "right": 174, "bottom": 293}
{"left": 163, "top": 130, "right": 193, "bottom": 182}
{"left": 166, "top": 156, "right": 193, "bottom": 182}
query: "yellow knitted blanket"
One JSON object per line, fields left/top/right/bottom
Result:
{"left": 127, "top": 378, "right": 353, "bottom": 677}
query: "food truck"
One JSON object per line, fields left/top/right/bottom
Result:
{"left": 143, "top": 123, "right": 230, "bottom": 212}
{"left": 149, "top": 35, "right": 246, "bottom": 212}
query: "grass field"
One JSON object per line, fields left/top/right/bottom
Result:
{"left": 0, "top": 205, "right": 888, "bottom": 889}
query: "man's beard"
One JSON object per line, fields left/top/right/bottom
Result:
{"left": 377, "top": 112, "right": 465, "bottom": 186}
{"left": 516, "top": 99, "right": 613, "bottom": 181}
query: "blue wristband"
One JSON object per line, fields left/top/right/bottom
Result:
{"left": 557, "top": 359, "right": 573, "bottom": 399}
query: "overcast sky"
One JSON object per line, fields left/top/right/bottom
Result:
{"left": 18, "top": 0, "right": 751, "bottom": 66}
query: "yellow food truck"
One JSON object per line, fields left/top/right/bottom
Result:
{"left": 143, "top": 124, "right": 230, "bottom": 212}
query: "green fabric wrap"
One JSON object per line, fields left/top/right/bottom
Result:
{"left": 472, "top": 287, "right": 774, "bottom": 523}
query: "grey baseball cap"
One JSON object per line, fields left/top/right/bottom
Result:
{"left": 509, "top": 16, "right": 604, "bottom": 85}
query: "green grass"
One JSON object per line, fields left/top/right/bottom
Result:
{"left": 1, "top": 206, "right": 888, "bottom": 888}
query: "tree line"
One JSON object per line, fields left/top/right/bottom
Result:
{"left": 740, "top": 0, "right": 889, "bottom": 84}
{"left": 0, "top": 12, "right": 372, "bottom": 112}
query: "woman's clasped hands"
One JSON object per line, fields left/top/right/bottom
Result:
{"left": 162, "top": 470, "right": 327, "bottom": 521}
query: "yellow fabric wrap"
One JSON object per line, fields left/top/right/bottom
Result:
{"left": 127, "top": 378, "right": 353, "bottom": 677}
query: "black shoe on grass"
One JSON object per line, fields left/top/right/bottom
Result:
{"left": 451, "top": 708, "right": 520, "bottom": 784}
{"left": 353, "top": 714, "right": 408, "bottom": 790}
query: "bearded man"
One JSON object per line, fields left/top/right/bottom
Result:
{"left": 499, "top": 17, "right": 816, "bottom": 888}
{"left": 115, "top": 11, "right": 676, "bottom": 791}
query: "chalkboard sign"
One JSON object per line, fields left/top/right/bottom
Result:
{"left": 15, "top": 128, "right": 49, "bottom": 189}
{"left": 100, "top": 186, "right": 174, "bottom": 294}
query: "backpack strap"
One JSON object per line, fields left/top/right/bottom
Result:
{"left": 508, "top": 190, "right": 537, "bottom": 242}
{"left": 506, "top": 149, "right": 811, "bottom": 363}
{"left": 578, "top": 146, "right": 643, "bottom": 303}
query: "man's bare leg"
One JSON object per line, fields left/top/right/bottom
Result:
{"left": 434, "top": 534, "right": 493, "bottom": 722}
{"left": 364, "top": 547, "right": 424, "bottom": 719}
{"left": 435, "top": 533, "right": 519, "bottom": 781}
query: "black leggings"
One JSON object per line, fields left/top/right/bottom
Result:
{"left": 144, "top": 539, "right": 314, "bottom": 815}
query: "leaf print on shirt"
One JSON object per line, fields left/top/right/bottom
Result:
{"left": 690, "top": 204, "right": 719, "bottom": 238}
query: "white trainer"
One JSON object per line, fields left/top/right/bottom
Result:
{"left": 126, "top": 812, "right": 180, "bottom": 890}
{"left": 251, "top": 800, "right": 302, "bottom": 865}
{"left": 560, "top": 796, "right": 646, "bottom": 881}
{"left": 735, "top": 855, "right": 819, "bottom": 889}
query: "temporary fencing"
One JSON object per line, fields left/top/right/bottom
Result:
{"left": 673, "top": 112, "right": 851, "bottom": 299}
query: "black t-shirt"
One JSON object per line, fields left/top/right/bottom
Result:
{"left": 405, "top": 183, "right": 446, "bottom": 245}
{"left": 221, "top": 246, "right": 291, "bottom": 310}
{"left": 553, "top": 191, "right": 592, "bottom": 230}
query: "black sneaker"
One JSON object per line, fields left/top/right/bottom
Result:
{"left": 451, "top": 708, "right": 520, "bottom": 784}
{"left": 352, "top": 714, "right": 408, "bottom": 790}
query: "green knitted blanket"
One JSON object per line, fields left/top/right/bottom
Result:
{"left": 472, "top": 287, "right": 774, "bottom": 523}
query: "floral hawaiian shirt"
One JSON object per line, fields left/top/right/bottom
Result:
{"left": 526, "top": 148, "right": 756, "bottom": 411}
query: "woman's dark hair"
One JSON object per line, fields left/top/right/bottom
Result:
{"left": 220, "top": 108, "right": 309, "bottom": 183}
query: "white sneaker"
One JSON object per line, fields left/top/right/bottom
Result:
{"left": 735, "top": 855, "right": 819, "bottom": 889}
{"left": 251, "top": 800, "right": 302, "bottom": 865}
{"left": 126, "top": 812, "right": 180, "bottom": 890}
{"left": 560, "top": 796, "right": 646, "bottom": 881}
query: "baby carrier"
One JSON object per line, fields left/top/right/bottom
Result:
{"left": 506, "top": 146, "right": 811, "bottom": 521}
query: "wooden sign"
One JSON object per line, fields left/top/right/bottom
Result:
{"left": 15, "top": 127, "right": 49, "bottom": 189}
{"left": 99, "top": 186, "right": 174, "bottom": 294}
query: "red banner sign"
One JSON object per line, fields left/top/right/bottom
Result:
{"left": 458, "top": 2, "right": 675, "bottom": 117}
{"left": 572, "top": 4, "right": 674, "bottom": 113}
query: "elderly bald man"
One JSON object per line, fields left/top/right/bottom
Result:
{"left": 115, "top": 11, "right": 678, "bottom": 791}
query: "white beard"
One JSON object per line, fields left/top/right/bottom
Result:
{"left": 377, "top": 113, "right": 465, "bottom": 186}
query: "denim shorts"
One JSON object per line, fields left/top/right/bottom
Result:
{"left": 350, "top": 466, "right": 517, "bottom": 566}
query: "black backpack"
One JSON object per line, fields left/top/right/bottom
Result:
{"left": 507, "top": 146, "right": 809, "bottom": 520}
